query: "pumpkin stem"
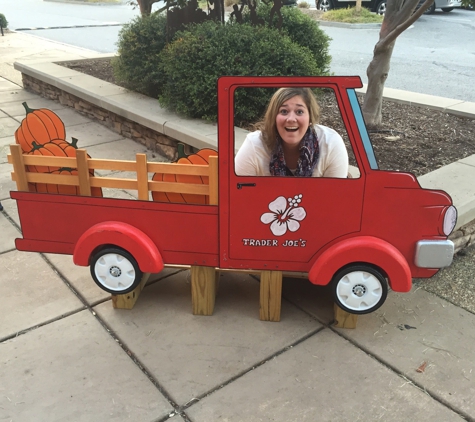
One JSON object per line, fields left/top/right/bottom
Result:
{"left": 22, "top": 102, "right": 35, "bottom": 115}
{"left": 57, "top": 167, "right": 75, "bottom": 173}
{"left": 31, "top": 141, "right": 42, "bottom": 151}
{"left": 70, "top": 137, "right": 79, "bottom": 149}
{"left": 177, "top": 143, "right": 188, "bottom": 160}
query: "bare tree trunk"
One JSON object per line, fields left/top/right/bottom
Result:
{"left": 364, "top": 40, "right": 395, "bottom": 127}
{"left": 137, "top": 0, "right": 155, "bottom": 15}
{"left": 362, "top": 0, "right": 435, "bottom": 127}
{"left": 356, "top": 0, "right": 362, "bottom": 13}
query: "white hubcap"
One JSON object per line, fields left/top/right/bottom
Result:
{"left": 336, "top": 270, "right": 383, "bottom": 312}
{"left": 94, "top": 253, "right": 136, "bottom": 292}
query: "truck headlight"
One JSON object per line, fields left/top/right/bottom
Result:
{"left": 443, "top": 206, "right": 457, "bottom": 236}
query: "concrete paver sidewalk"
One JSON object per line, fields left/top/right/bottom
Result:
{"left": 1, "top": 30, "right": 475, "bottom": 422}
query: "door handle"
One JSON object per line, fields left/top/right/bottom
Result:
{"left": 237, "top": 183, "right": 256, "bottom": 189}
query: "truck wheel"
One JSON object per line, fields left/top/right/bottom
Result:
{"left": 375, "top": 0, "right": 386, "bottom": 15}
{"left": 332, "top": 265, "right": 388, "bottom": 315}
{"left": 90, "top": 248, "right": 143, "bottom": 294}
{"left": 424, "top": 2, "right": 436, "bottom": 14}
{"left": 316, "top": 0, "right": 333, "bottom": 12}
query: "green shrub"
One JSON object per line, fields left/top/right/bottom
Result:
{"left": 158, "top": 21, "right": 324, "bottom": 125}
{"left": 0, "top": 13, "right": 8, "bottom": 29}
{"left": 112, "top": 12, "right": 169, "bottom": 98}
{"left": 243, "top": 4, "right": 331, "bottom": 75}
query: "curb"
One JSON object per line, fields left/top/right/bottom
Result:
{"left": 356, "top": 85, "right": 475, "bottom": 119}
{"left": 317, "top": 20, "right": 381, "bottom": 28}
{"left": 43, "top": 0, "right": 123, "bottom": 5}
{"left": 14, "top": 23, "right": 123, "bottom": 31}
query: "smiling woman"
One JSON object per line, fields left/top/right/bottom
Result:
{"left": 234, "top": 87, "right": 349, "bottom": 178}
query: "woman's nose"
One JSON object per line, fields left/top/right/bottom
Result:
{"left": 286, "top": 112, "right": 297, "bottom": 121}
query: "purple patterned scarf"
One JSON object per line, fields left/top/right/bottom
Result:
{"left": 269, "top": 127, "right": 319, "bottom": 176}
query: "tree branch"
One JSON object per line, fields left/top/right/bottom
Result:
{"left": 378, "top": 0, "right": 433, "bottom": 49}
{"left": 157, "top": 1, "right": 178, "bottom": 13}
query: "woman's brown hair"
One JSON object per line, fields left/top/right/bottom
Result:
{"left": 256, "top": 87, "right": 321, "bottom": 150}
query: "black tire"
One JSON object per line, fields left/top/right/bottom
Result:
{"left": 441, "top": 7, "right": 454, "bottom": 11}
{"left": 332, "top": 264, "right": 388, "bottom": 315}
{"left": 424, "top": 2, "right": 436, "bottom": 14}
{"left": 375, "top": 0, "right": 386, "bottom": 15}
{"left": 316, "top": 0, "right": 333, "bottom": 12}
{"left": 90, "top": 247, "right": 143, "bottom": 294}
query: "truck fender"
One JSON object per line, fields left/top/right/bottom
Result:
{"left": 73, "top": 221, "right": 164, "bottom": 274}
{"left": 308, "top": 236, "right": 412, "bottom": 293}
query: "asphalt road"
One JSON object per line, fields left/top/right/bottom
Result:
{"left": 323, "top": 8, "right": 475, "bottom": 101}
{"left": 0, "top": 0, "right": 474, "bottom": 100}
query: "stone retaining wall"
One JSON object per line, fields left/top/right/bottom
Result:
{"left": 22, "top": 74, "right": 180, "bottom": 161}
{"left": 450, "top": 220, "right": 475, "bottom": 254}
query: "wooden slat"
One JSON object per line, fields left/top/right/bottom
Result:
{"left": 191, "top": 266, "right": 217, "bottom": 316}
{"left": 8, "top": 154, "right": 77, "bottom": 167}
{"left": 90, "top": 177, "right": 137, "bottom": 190}
{"left": 88, "top": 158, "right": 209, "bottom": 176}
{"left": 259, "top": 270, "right": 282, "bottom": 322}
{"left": 147, "top": 162, "right": 210, "bottom": 176}
{"left": 333, "top": 304, "right": 358, "bottom": 329}
{"left": 17, "top": 172, "right": 78, "bottom": 185}
{"left": 149, "top": 180, "right": 209, "bottom": 195}
{"left": 86, "top": 177, "right": 212, "bottom": 194}
{"left": 76, "top": 149, "right": 92, "bottom": 196}
{"left": 136, "top": 153, "right": 149, "bottom": 201}
{"left": 87, "top": 158, "right": 139, "bottom": 172}
{"left": 9, "top": 145, "right": 28, "bottom": 191}
{"left": 17, "top": 172, "right": 213, "bottom": 197}
{"left": 208, "top": 155, "right": 218, "bottom": 205}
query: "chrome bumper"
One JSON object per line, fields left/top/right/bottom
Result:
{"left": 415, "top": 240, "right": 454, "bottom": 268}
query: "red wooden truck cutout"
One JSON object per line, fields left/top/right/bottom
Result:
{"left": 8, "top": 76, "right": 457, "bottom": 325}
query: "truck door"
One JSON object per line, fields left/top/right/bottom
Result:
{"left": 221, "top": 171, "right": 364, "bottom": 272}
{"left": 218, "top": 79, "right": 366, "bottom": 272}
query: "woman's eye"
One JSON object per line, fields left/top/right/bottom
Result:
{"left": 279, "top": 109, "right": 288, "bottom": 115}
{"left": 296, "top": 110, "right": 304, "bottom": 115}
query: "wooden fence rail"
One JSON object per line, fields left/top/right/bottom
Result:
{"left": 8, "top": 144, "right": 218, "bottom": 205}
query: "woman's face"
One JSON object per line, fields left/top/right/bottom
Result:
{"left": 275, "top": 95, "right": 310, "bottom": 149}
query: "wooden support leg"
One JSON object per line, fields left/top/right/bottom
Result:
{"left": 333, "top": 303, "right": 358, "bottom": 329}
{"left": 259, "top": 270, "right": 282, "bottom": 322}
{"left": 191, "top": 266, "right": 217, "bottom": 316}
{"left": 112, "top": 273, "right": 151, "bottom": 310}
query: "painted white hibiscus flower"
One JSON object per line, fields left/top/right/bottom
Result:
{"left": 260, "top": 194, "right": 307, "bottom": 236}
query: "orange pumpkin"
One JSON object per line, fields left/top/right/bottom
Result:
{"left": 42, "top": 167, "right": 103, "bottom": 197}
{"left": 26, "top": 141, "right": 67, "bottom": 193}
{"left": 48, "top": 137, "right": 81, "bottom": 158}
{"left": 15, "top": 102, "right": 66, "bottom": 153}
{"left": 26, "top": 140, "right": 103, "bottom": 197}
{"left": 152, "top": 144, "right": 217, "bottom": 204}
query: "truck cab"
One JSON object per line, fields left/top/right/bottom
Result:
{"left": 217, "top": 76, "right": 456, "bottom": 313}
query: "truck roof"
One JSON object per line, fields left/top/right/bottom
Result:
{"left": 217, "top": 76, "right": 364, "bottom": 90}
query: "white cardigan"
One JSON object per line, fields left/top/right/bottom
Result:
{"left": 235, "top": 125, "right": 349, "bottom": 178}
